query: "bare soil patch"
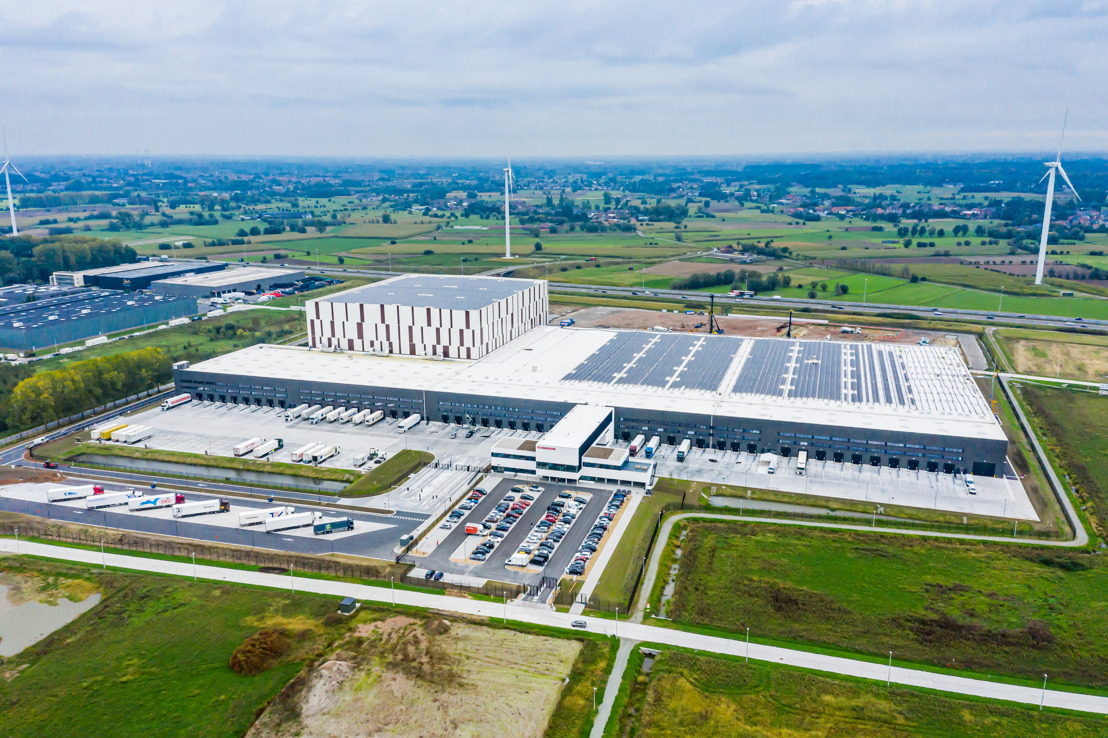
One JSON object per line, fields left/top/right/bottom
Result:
{"left": 644, "top": 260, "right": 778, "bottom": 277}
{"left": 0, "top": 467, "right": 66, "bottom": 486}
{"left": 1007, "top": 339, "right": 1108, "bottom": 382}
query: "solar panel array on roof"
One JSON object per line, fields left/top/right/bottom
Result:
{"left": 562, "top": 331, "right": 743, "bottom": 393}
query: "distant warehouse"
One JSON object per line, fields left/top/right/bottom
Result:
{"left": 50, "top": 259, "right": 226, "bottom": 291}
{"left": 152, "top": 266, "right": 305, "bottom": 298}
{"left": 0, "top": 290, "right": 197, "bottom": 351}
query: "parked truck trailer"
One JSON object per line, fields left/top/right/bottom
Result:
{"left": 326, "top": 407, "right": 345, "bottom": 422}
{"left": 397, "top": 414, "right": 421, "bottom": 433}
{"left": 309, "top": 406, "right": 334, "bottom": 424}
{"left": 644, "top": 435, "right": 661, "bottom": 459}
{"left": 128, "top": 493, "right": 185, "bottom": 511}
{"left": 339, "top": 408, "right": 359, "bottom": 423}
{"left": 264, "top": 511, "right": 322, "bottom": 533}
{"left": 160, "top": 393, "right": 192, "bottom": 411}
{"left": 113, "top": 425, "right": 152, "bottom": 444}
{"left": 313, "top": 517, "right": 354, "bottom": 535}
{"left": 629, "top": 434, "right": 645, "bottom": 456}
{"left": 238, "top": 506, "right": 295, "bottom": 526}
{"left": 286, "top": 403, "right": 310, "bottom": 421}
{"left": 47, "top": 484, "right": 104, "bottom": 502}
{"left": 362, "top": 410, "right": 384, "bottom": 426}
{"left": 289, "top": 442, "right": 319, "bottom": 462}
{"left": 300, "top": 404, "right": 322, "bottom": 420}
{"left": 93, "top": 422, "right": 127, "bottom": 441}
{"left": 232, "top": 437, "right": 264, "bottom": 457}
{"left": 253, "top": 438, "right": 284, "bottom": 458}
{"left": 172, "top": 498, "right": 231, "bottom": 517}
{"left": 85, "top": 490, "right": 139, "bottom": 509}
{"left": 676, "top": 438, "right": 691, "bottom": 462}
{"left": 311, "top": 445, "right": 339, "bottom": 464}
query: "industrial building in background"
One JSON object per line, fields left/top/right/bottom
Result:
{"left": 50, "top": 259, "right": 226, "bottom": 290}
{"left": 307, "top": 275, "right": 548, "bottom": 359}
{"left": 152, "top": 266, "right": 305, "bottom": 298}
{"left": 174, "top": 275, "right": 1008, "bottom": 480}
{"left": 0, "top": 289, "right": 197, "bottom": 350}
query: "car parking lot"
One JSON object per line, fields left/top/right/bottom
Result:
{"left": 415, "top": 477, "right": 618, "bottom": 586}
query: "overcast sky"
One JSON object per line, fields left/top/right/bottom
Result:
{"left": 3, "top": 1, "right": 1108, "bottom": 158}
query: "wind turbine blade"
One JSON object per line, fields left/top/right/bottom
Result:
{"left": 1057, "top": 109, "right": 1068, "bottom": 161}
{"left": 1038, "top": 169, "right": 1051, "bottom": 185}
{"left": 1057, "top": 163, "right": 1081, "bottom": 201}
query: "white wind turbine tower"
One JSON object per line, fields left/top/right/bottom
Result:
{"left": 503, "top": 158, "right": 515, "bottom": 259}
{"left": 1034, "top": 115, "right": 1081, "bottom": 285}
{"left": 1, "top": 131, "right": 27, "bottom": 236}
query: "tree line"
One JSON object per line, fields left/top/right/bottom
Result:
{"left": 672, "top": 268, "right": 793, "bottom": 293}
{"left": 5, "top": 347, "right": 172, "bottom": 429}
{"left": 0, "top": 235, "right": 137, "bottom": 285}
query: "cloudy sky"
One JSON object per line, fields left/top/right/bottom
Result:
{"left": 3, "top": 1, "right": 1107, "bottom": 158}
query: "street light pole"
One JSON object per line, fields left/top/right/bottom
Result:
{"left": 863, "top": 278, "right": 868, "bottom": 304}
{"left": 192, "top": 551, "right": 196, "bottom": 581}
{"left": 593, "top": 686, "right": 597, "bottom": 711}
{"left": 290, "top": 564, "right": 295, "bottom": 593}
{"left": 746, "top": 627, "right": 750, "bottom": 662}
{"left": 391, "top": 575, "right": 395, "bottom": 606}
{"left": 13, "top": 527, "right": 18, "bottom": 555}
{"left": 887, "top": 651, "right": 892, "bottom": 686}
{"left": 1040, "top": 673, "right": 1048, "bottom": 710}
{"left": 998, "top": 285, "right": 1004, "bottom": 312}
{"left": 100, "top": 539, "right": 105, "bottom": 569}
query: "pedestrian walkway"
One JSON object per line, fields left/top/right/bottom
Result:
{"left": 570, "top": 492, "right": 643, "bottom": 615}
{"left": 5, "top": 539, "right": 1108, "bottom": 715}
{"left": 590, "top": 638, "right": 637, "bottom": 738}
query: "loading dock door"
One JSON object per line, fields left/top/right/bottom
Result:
{"left": 907, "top": 459, "right": 919, "bottom": 471}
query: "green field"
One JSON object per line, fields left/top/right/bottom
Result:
{"left": 0, "top": 559, "right": 349, "bottom": 738}
{"left": 1019, "top": 385, "right": 1108, "bottom": 536}
{"left": 341, "top": 449, "right": 433, "bottom": 497}
{"left": 662, "top": 522, "right": 1108, "bottom": 689}
{"left": 619, "top": 650, "right": 1108, "bottom": 737}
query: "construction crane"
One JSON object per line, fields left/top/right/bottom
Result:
{"left": 708, "top": 294, "right": 724, "bottom": 334}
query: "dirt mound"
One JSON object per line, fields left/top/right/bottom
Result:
{"left": 301, "top": 660, "right": 354, "bottom": 717}
{"left": 424, "top": 618, "right": 451, "bottom": 635}
{"left": 352, "top": 615, "right": 417, "bottom": 637}
{"left": 0, "top": 467, "right": 65, "bottom": 486}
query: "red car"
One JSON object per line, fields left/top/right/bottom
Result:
{"left": 43, "top": 461, "right": 59, "bottom": 469}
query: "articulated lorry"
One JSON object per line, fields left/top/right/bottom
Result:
{"left": 232, "top": 437, "right": 264, "bottom": 457}
{"left": 796, "top": 450, "right": 808, "bottom": 475}
{"left": 309, "top": 406, "right": 334, "bottom": 424}
{"left": 676, "top": 439, "right": 691, "bottom": 462}
{"left": 161, "top": 393, "right": 192, "bottom": 411}
{"left": 644, "top": 435, "right": 661, "bottom": 459}
{"left": 286, "top": 404, "right": 310, "bottom": 421}
{"left": 112, "top": 425, "right": 152, "bottom": 444}
{"left": 128, "top": 493, "right": 185, "bottom": 511}
{"left": 313, "top": 517, "right": 354, "bottom": 535}
{"left": 629, "top": 434, "right": 645, "bottom": 456}
{"left": 253, "top": 438, "right": 284, "bottom": 458}
{"left": 326, "top": 407, "right": 345, "bottom": 422}
{"left": 362, "top": 410, "right": 384, "bottom": 426}
{"left": 300, "top": 404, "right": 323, "bottom": 420}
{"left": 172, "top": 498, "right": 231, "bottom": 518}
{"left": 48, "top": 484, "right": 105, "bottom": 502}
{"left": 311, "top": 445, "right": 339, "bottom": 464}
{"left": 264, "top": 511, "right": 322, "bottom": 533}
{"left": 339, "top": 408, "right": 359, "bottom": 423}
{"left": 85, "top": 490, "right": 140, "bottom": 509}
{"left": 397, "top": 414, "right": 421, "bottom": 433}
{"left": 289, "top": 442, "right": 320, "bottom": 462}
{"left": 239, "top": 506, "right": 296, "bottom": 526}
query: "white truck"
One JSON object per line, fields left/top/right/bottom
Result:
{"left": 326, "top": 407, "right": 345, "bottom": 422}
{"left": 796, "top": 450, "right": 808, "bottom": 475}
{"left": 85, "top": 490, "right": 140, "bottom": 509}
{"left": 758, "top": 452, "right": 778, "bottom": 475}
{"left": 239, "top": 506, "right": 296, "bottom": 527}
{"left": 309, "top": 405, "right": 334, "bottom": 424}
{"left": 311, "top": 445, "right": 339, "bottom": 464}
{"left": 296, "top": 443, "right": 325, "bottom": 463}
{"left": 339, "top": 408, "right": 359, "bottom": 423}
{"left": 507, "top": 551, "right": 530, "bottom": 567}
{"left": 363, "top": 409, "right": 384, "bottom": 426}
{"left": 232, "top": 437, "right": 264, "bottom": 457}
{"left": 47, "top": 484, "right": 104, "bottom": 502}
{"left": 172, "top": 498, "right": 231, "bottom": 517}
{"left": 113, "top": 425, "right": 152, "bottom": 444}
{"left": 353, "top": 450, "right": 375, "bottom": 467}
{"left": 128, "top": 492, "right": 185, "bottom": 511}
{"left": 161, "top": 393, "right": 192, "bottom": 411}
{"left": 289, "top": 442, "right": 318, "bottom": 463}
{"left": 676, "top": 438, "right": 692, "bottom": 462}
{"left": 397, "top": 414, "right": 421, "bottom": 433}
{"left": 254, "top": 438, "right": 284, "bottom": 458}
{"left": 286, "top": 403, "right": 310, "bottom": 421}
{"left": 644, "top": 435, "right": 661, "bottom": 459}
{"left": 630, "top": 434, "right": 645, "bottom": 456}
{"left": 264, "top": 511, "right": 322, "bottom": 533}
{"left": 300, "top": 404, "right": 322, "bottom": 420}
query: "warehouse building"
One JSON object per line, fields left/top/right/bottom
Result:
{"left": 152, "top": 266, "right": 305, "bottom": 298}
{"left": 174, "top": 274, "right": 1008, "bottom": 477}
{"left": 307, "top": 274, "right": 548, "bottom": 359}
{"left": 50, "top": 259, "right": 225, "bottom": 290}
{"left": 0, "top": 289, "right": 197, "bottom": 350}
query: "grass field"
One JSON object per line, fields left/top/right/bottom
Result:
{"left": 995, "top": 329, "right": 1108, "bottom": 382}
{"left": 1019, "top": 385, "right": 1108, "bottom": 536}
{"left": 30, "top": 310, "right": 304, "bottom": 375}
{"left": 662, "top": 522, "right": 1108, "bottom": 689}
{"left": 0, "top": 559, "right": 350, "bottom": 738}
{"left": 620, "top": 650, "right": 1108, "bottom": 737}
{"left": 341, "top": 449, "right": 433, "bottom": 497}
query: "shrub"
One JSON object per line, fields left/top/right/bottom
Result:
{"left": 229, "top": 629, "right": 290, "bottom": 675}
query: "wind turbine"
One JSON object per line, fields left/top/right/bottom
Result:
{"left": 503, "top": 158, "right": 515, "bottom": 259}
{"left": 1034, "top": 115, "right": 1081, "bottom": 285}
{"left": 1, "top": 131, "right": 27, "bottom": 236}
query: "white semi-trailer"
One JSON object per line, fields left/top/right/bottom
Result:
{"left": 160, "top": 393, "right": 192, "bottom": 411}
{"left": 296, "top": 443, "right": 325, "bottom": 463}
{"left": 363, "top": 410, "right": 384, "bottom": 426}
{"left": 286, "top": 404, "right": 310, "bottom": 421}
{"left": 796, "top": 450, "right": 808, "bottom": 475}
{"left": 264, "top": 511, "right": 322, "bottom": 533}
{"left": 172, "top": 498, "right": 231, "bottom": 517}
{"left": 85, "top": 490, "right": 139, "bottom": 509}
{"left": 232, "top": 437, "right": 264, "bottom": 457}
{"left": 300, "top": 404, "right": 322, "bottom": 420}
{"left": 339, "top": 408, "right": 359, "bottom": 423}
{"left": 289, "top": 442, "right": 319, "bottom": 462}
{"left": 644, "top": 435, "right": 661, "bottom": 459}
{"left": 112, "top": 425, "right": 152, "bottom": 444}
{"left": 397, "top": 414, "right": 421, "bottom": 433}
{"left": 630, "top": 434, "right": 645, "bottom": 456}
{"left": 48, "top": 484, "right": 104, "bottom": 502}
{"left": 309, "top": 406, "right": 334, "bottom": 424}
{"left": 254, "top": 439, "right": 284, "bottom": 458}
{"left": 128, "top": 493, "right": 185, "bottom": 511}
{"left": 326, "top": 407, "right": 344, "bottom": 422}
{"left": 239, "top": 506, "right": 296, "bottom": 526}
{"left": 676, "top": 439, "right": 692, "bottom": 462}
{"left": 311, "top": 445, "right": 339, "bottom": 463}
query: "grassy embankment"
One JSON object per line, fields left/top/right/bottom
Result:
{"left": 994, "top": 328, "right": 1108, "bottom": 383}
{"left": 52, "top": 443, "right": 432, "bottom": 499}
{"left": 614, "top": 650, "right": 1108, "bottom": 737}
{"left": 661, "top": 522, "right": 1108, "bottom": 690}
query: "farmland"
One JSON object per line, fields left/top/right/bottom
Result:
{"left": 995, "top": 329, "right": 1108, "bottom": 382}
{"left": 660, "top": 521, "right": 1108, "bottom": 689}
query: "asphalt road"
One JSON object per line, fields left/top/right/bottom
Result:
{"left": 416, "top": 478, "right": 617, "bottom": 585}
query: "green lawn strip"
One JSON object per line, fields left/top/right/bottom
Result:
{"left": 660, "top": 520, "right": 1108, "bottom": 691}
{"left": 545, "top": 636, "right": 618, "bottom": 738}
{"left": 619, "top": 648, "right": 1108, "bottom": 736}
{"left": 586, "top": 479, "right": 689, "bottom": 608}
{"left": 601, "top": 646, "right": 646, "bottom": 738}
{"left": 996, "top": 327, "right": 1108, "bottom": 348}
{"left": 1017, "top": 384, "right": 1108, "bottom": 539}
{"left": 56, "top": 442, "right": 357, "bottom": 486}
{"left": 339, "top": 449, "right": 434, "bottom": 497}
